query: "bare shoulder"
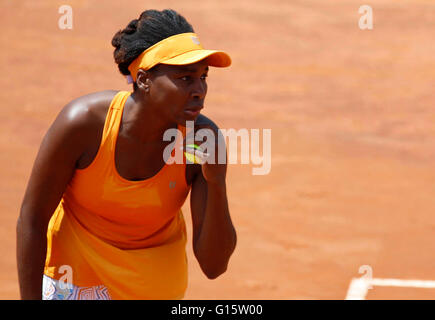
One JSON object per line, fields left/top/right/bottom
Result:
{"left": 46, "top": 90, "right": 119, "bottom": 169}
{"left": 56, "top": 90, "right": 119, "bottom": 129}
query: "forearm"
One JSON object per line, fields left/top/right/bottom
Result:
{"left": 194, "top": 181, "right": 237, "bottom": 278}
{"left": 16, "top": 215, "right": 48, "bottom": 300}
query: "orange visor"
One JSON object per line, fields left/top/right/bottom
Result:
{"left": 127, "top": 32, "right": 231, "bottom": 81}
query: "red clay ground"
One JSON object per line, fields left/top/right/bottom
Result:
{"left": 1, "top": 0, "right": 434, "bottom": 299}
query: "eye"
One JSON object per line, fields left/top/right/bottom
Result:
{"left": 201, "top": 74, "right": 208, "bottom": 80}
{"left": 180, "top": 76, "right": 191, "bottom": 81}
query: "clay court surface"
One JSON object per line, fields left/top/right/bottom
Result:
{"left": 1, "top": 0, "right": 434, "bottom": 299}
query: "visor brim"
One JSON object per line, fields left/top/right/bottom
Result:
{"left": 160, "top": 50, "right": 231, "bottom": 68}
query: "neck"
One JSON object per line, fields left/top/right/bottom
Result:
{"left": 121, "top": 91, "right": 176, "bottom": 144}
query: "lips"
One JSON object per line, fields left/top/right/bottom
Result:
{"left": 184, "top": 105, "right": 203, "bottom": 117}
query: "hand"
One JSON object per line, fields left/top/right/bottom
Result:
{"left": 182, "top": 124, "right": 227, "bottom": 185}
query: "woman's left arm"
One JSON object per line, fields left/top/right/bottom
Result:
{"left": 189, "top": 123, "right": 237, "bottom": 279}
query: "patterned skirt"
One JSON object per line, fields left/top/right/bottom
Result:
{"left": 42, "top": 275, "right": 111, "bottom": 300}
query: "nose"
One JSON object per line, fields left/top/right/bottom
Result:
{"left": 191, "top": 78, "right": 207, "bottom": 100}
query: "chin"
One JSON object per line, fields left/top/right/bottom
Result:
{"left": 180, "top": 113, "right": 200, "bottom": 124}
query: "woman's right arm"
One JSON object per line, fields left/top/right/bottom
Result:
{"left": 16, "top": 100, "right": 96, "bottom": 299}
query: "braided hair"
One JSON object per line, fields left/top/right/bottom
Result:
{"left": 111, "top": 9, "right": 194, "bottom": 79}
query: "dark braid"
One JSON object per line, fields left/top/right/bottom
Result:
{"left": 111, "top": 9, "right": 194, "bottom": 76}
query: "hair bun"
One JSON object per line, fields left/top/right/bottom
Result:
{"left": 112, "top": 10, "right": 194, "bottom": 78}
{"left": 124, "top": 19, "right": 138, "bottom": 35}
{"left": 111, "top": 18, "right": 139, "bottom": 49}
{"left": 111, "top": 30, "right": 123, "bottom": 49}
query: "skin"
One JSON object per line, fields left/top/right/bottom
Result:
{"left": 16, "top": 59, "right": 237, "bottom": 300}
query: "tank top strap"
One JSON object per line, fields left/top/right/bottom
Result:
{"left": 101, "top": 91, "right": 131, "bottom": 152}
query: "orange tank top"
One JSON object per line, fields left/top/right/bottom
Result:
{"left": 44, "top": 91, "right": 191, "bottom": 299}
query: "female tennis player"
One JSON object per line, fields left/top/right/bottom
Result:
{"left": 16, "top": 9, "right": 237, "bottom": 300}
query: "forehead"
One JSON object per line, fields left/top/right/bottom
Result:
{"left": 156, "top": 60, "right": 209, "bottom": 74}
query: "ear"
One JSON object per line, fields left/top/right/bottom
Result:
{"left": 136, "top": 69, "right": 151, "bottom": 93}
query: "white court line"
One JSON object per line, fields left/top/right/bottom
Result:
{"left": 345, "top": 278, "right": 371, "bottom": 300}
{"left": 345, "top": 278, "right": 435, "bottom": 300}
